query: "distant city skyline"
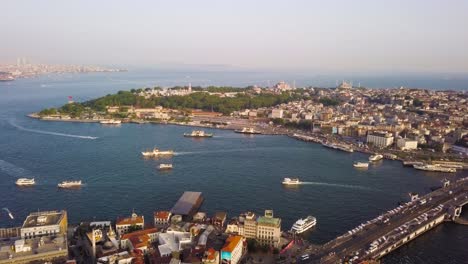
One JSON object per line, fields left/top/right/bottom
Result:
{"left": 2, "top": 0, "right": 468, "bottom": 74}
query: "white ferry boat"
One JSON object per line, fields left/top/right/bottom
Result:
{"left": 15, "top": 178, "right": 35, "bottom": 186}
{"left": 291, "top": 216, "right": 317, "bottom": 234}
{"left": 234, "top": 127, "right": 261, "bottom": 134}
{"left": 100, "top": 119, "right": 122, "bottom": 125}
{"left": 58, "top": 180, "right": 82, "bottom": 188}
{"left": 159, "top": 164, "right": 173, "bottom": 170}
{"left": 369, "top": 154, "right": 383, "bottom": 162}
{"left": 353, "top": 162, "right": 369, "bottom": 168}
{"left": 141, "top": 148, "right": 174, "bottom": 157}
{"left": 413, "top": 164, "right": 456, "bottom": 173}
{"left": 184, "top": 130, "right": 213, "bottom": 138}
{"left": 2, "top": 208, "right": 14, "bottom": 220}
{"left": 282, "top": 178, "right": 302, "bottom": 185}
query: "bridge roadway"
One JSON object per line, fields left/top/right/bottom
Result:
{"left": 302, "top": 177, "right": 468, "bottom": 263}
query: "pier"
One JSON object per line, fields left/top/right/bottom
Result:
{"left": 301, "top": 177, "right": 468, "bottom": 263}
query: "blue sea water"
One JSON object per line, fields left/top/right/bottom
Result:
{"left": 0, "top": 71, "right": 467, "bottom": 263}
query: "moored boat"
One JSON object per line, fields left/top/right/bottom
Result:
{"left": 15, "top": 178, "right": 35, "bottom": 186}
{"left": 58, "top": 180, "right": 82, "bottom": 188}
{"left": 353, "top": 162, "right": 369, "bottom": 168}
{"left": 142, "top": 148, "right": 174, "bottom": 157}
{"left": 413, "top": 164, "right": 456, "bottom": 173}
{"left": 234, "top": 127, "right": 261, "bottom": 134}
{"left": 402, "top": 161, "right": 424, "bottom": 167}
{"left": 100, "top": 119, "right": 122, "bottom": 125}
{"left": 159, "top": 164, "right": 173, "bottom": 170}
{"left": 369, "top": 154, "right": 383, "bottom": 162}
{"left": 291, "top": 216, "right": 317, "bottom": 234}
{"left": 282, "top": 177, "right": 302, "bottom": 185}
{"left": 184, "top": 130, "right": 213, "bottom": 138}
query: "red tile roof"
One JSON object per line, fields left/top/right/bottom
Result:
{"left": 121, "top": 228, "right": 158, "bottom": 240}
{"left": 121, "top": 228, "right": 158, "bottom": 250}
{"left": 221, "top": 235, "right": 242, "bottom": 253}
{"left": 206, "top": 248, "right": 218, "bottom": 260}
{"left": 117, "top": 215, "right": 144, "bottom": 226}
{"left": 154, "top": 211, "right": 171, "bottom": 220}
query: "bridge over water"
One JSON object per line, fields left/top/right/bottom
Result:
{"left": 302, "top": 177, "right": 468, "bottom": 263}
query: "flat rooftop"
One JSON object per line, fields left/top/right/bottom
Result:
{"left": 171, "top": 191, "right": 203, "bottom": 216}
{"left": 22, "top": 210, "right": 66, "bottom": 228}
{"left": 0, "top": 235, "right": 67, "bottom": 261}
{"left": 257, "top": 216, "right": 281, "bottom": 227}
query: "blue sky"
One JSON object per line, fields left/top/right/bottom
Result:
{"left": 2, "top": 0, "right": 467, "bottom": 73}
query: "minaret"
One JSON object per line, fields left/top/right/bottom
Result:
{"left": 92, "top": 228, "right": 96, "bottom": 261}
{"left": 188, "top": 82, "right": 192, "bottom": 93}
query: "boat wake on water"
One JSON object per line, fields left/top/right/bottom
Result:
{"left": 300, "top": 181, "right": 377, "bottom": 191}
{"left": 2, "top": 208, "right": 14, "bottom": 219}
{"left": 8, "top": 120, "right": 98, "bottom": 140}
{"left": 0, "top": 159, "right": 32, "bottom": 178}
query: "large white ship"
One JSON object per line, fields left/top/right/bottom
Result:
{"left": 15, "top": 178, "right": 35, "bottom": 186}
{"left": 282, "top": 178, "right": 302, "bottom": 185}
{"left": 100, "top": 119, "right": 122, "bottom": 125}
{"left": 58, "top": 180, "right": 82, "bottom": 188}
{"left": 413, "top": 164, "right": 456, "bottom": 173}
{"left": 141, "top": 148, "right": 174, "bottom": 157}
{"left": 369, "top": 154, "right": 383, "bottom": 162}
{"left": 184, "top": 130, "right": 213, "bottom": 138}
{"left": 291, "top": 216, "right": 317, "bottom": 234}
{"left": 234, "top": 127, "right": 261, "bottom": 134}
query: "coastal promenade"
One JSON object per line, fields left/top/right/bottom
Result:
{"left": 301, "top": 177, "right": 468, "bottom": 263}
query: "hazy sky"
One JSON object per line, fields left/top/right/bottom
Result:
{"left": 2, "top": 0, "right": 467, "bottom": 73}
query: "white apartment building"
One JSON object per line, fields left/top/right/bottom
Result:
{"left": 396, "top": 138, "right": 418, "bottom": 150}
{"left": 367, "top": 131, "right": 394, "bottom": 148}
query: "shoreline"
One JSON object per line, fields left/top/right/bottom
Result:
{"left": 27, "top": 113, "right": 468, "bottom": 170}
{"left": 27, "top": 113, "right": 288, "bottom": 135}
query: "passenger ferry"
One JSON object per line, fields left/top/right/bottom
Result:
{"left": 2, "top": 208, "right": 14, "bottom": 220}
{"left": 353, "top": 162, "right": 369, "bottom": 168}
{"left": 184, "top": 130, "right": 213, "bottom": 138}
{"left": 15, "top": 178, "right": 35, "bottom": 186}
{"left": 413, "top": 164, "right": 456, "bottom": 173}
{"left": 369, "top": 154, "right": 383, "bottom": 162}
{"left": 58, "top": 180, "right": 82, "bottom": 188}
{"left": 291, "top": 216, "right": 317, "bottom": 234}
{"left": 141, "top": 148, "right": 174, "bottom": 157}
{"left": 234, "top": 127, "right": 261, "bottom": 134}
{"left": 100, "top": 119, "right": 122, "bottom": 125}
{"left": 282, "top": 178, "right": 302, "bottom": 185}
{"left": 159, "top": 164, "right": 173, "bottom": 170}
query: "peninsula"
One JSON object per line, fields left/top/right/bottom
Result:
{"left": 32, "top": 81, "right": 468, "bottom": 167}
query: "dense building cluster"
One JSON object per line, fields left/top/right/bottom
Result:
{"left": 242, "top": 82, "right": 468, "bottom": 157}
{"left": 0, "top": 58, "right": 125, "bottom": 80}
{"left": 0, "top": 192, "right": 284, "bottom": 264}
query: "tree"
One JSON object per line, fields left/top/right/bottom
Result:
{"left": 319, "top": 97, "right": 340, "bottom": 106}
{"left": 38, "top": 108, "right": 57, "bottom": 116}
{"left": 128, "top": 225, "right": 142, "bottom": 233}
{"left": 246, "top": 239, "right": 259, "bottom": 253}
{"left": 413, "top": 98, "right": 423, "bottom": 107}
